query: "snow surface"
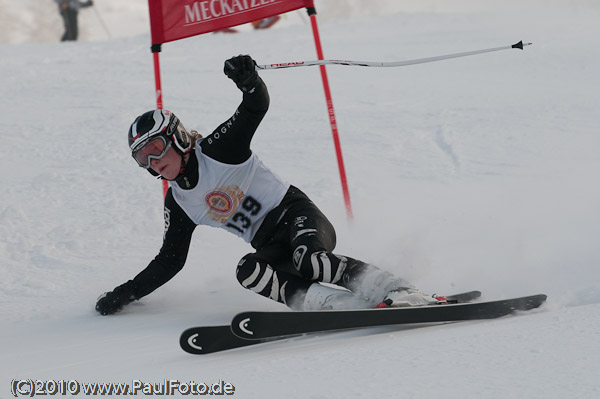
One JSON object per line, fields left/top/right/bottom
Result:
{"left": 1, "top": 1, "right": 600, "bottom": 398}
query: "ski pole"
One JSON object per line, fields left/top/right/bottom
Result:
{"left": 256, "top": 41, "right": 532, "bottom": 70}
{"left": 92, "top": 5, "right": 112, "bottom": 39}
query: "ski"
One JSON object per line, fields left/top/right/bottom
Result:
{"left": 231, "top": 294, "right": 546, "bottom": 340}
{"left": 180, "top": 291, "right": 481, "bottom": 354}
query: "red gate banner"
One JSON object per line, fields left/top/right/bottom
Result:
{"left": 147, "top": 0, "right": 353, "bottom": 219}
{"left": 149, "top": 0, "right": 315, "bottom": 44}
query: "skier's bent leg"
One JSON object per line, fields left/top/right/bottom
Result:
{"left": 290, "top": 232, "right": 412, "bottom": 307}
{"left": 288, "top": 215, "right": 413, "bottom": 307}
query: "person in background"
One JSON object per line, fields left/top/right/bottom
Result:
{"left": 214, "top": 15, "right": 281, "bottom": 34}
{"left": 252, "top": 15, "right": 280, "bottom": 30}
{"left": 56, "top": 0, "right": 93, "bottom": 42}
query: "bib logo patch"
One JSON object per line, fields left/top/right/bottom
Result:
{"left": 205, "top": 185, "right": 244, "bottom": 223}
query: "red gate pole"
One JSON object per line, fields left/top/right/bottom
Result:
{"left": 151, "top": 44, "right": 169, "bottom": 197}
{"left": 307, "top": 8, "right": 353, "bottom": 220}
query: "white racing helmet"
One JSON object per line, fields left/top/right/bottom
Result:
{"left": 128, "top": 109, "right": 192, "bottom": 177}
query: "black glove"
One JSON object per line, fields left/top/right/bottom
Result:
{"left": 224, "top": 55, "right": 259, "bottom": 93}
{"left": 95, "top": 280, "right": 137, "bottom": 315}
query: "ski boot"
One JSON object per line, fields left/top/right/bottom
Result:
{"left": 301, "top": 283, "right": 371, "bottom": 311}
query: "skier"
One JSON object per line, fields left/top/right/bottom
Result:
{"left": 95, "top": 55, "right": 446, "bottom": 316}
{"left": 56, "top": 0, "right": 94, "bottom": 41}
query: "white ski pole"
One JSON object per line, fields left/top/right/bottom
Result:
{"left": 92, "top": 5, "right": 112, "bottom": 39}
{"left": 256, "top": 41, "right": 532, "bottom": 70}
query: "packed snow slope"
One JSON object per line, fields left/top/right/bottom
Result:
{"left": 1, "top": 1, "right": 599, "bottom": 398}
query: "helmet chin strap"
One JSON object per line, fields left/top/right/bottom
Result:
{"left": 179, "top": 153, "right": 187, "bottom": 174}
{"left": 157, "top": 152, "right": 189, "bottom": 182}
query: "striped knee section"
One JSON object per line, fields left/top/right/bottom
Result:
{"left": 239, "top": 261, "right": 287, "bottom": 304}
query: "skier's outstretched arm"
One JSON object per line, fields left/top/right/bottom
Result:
{"left": 95, "top": 189, "right": 196, "bottom": 315}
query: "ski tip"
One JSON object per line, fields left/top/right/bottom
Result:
{"left": 526, "top": 294, "right": 548, "bottom": 309}
{"left": 512, "top": 41, "right": 533, "bottom": 50}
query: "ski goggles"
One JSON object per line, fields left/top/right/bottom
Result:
{"left": 132, "top": 136, "right": 172, "bottom": 168}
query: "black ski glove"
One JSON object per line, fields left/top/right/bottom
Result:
{"left": 224, "top": 55, "right": 259, "bottom": 93}
{"left": 95, "top": 280, "right": 137, "bottom": 315}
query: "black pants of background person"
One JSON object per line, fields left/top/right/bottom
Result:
{"left": 60, "top": 8, "right": 79, "bottom": 41}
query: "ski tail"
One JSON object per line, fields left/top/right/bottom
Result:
{"left": 181, "top": 325, "right": 261, "bottom": 355}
